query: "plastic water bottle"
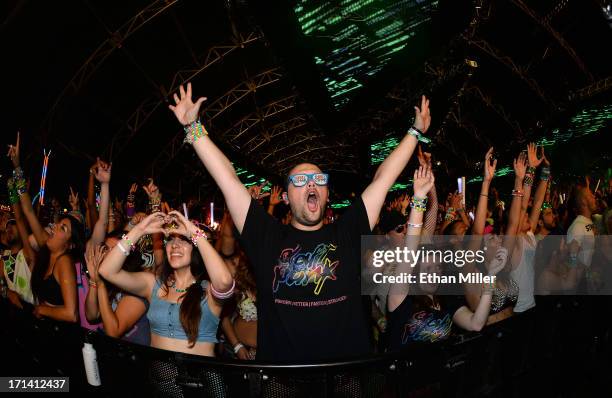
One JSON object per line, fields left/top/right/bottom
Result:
{"left": 82, "top": 342, "right": 102, "bottom": 386}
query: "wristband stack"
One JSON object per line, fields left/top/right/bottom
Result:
{"left": 183, "top": 120, "right": 208, "bottom": 145}
{"left": 445, "top": 207, "right": 456, "bottom": 221}
{"left": 410, "top": 196, "right": 427, "bottom": 212}
{"left": 523, "top": 166, "right": 536, "bottom": 187}
{"left": 117, "top": 234, "right": 136, "bottom": 257}
{"left": 190, "top": 228, "right": 207, "bottom": 247}
{"left": 511, "top": 189, "right": 524, "bottom": 198}
{"left": 149, "top": 197, "right": 161, "bottom": 213}
{"left": 207, "top": 279, "right": 235, "bottom": 300}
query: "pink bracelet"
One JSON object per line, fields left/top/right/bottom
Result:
{"left": 190, "top": 228, "right": 206, "bottom": 247}
{"left": 210, "top": 279, "right": 235, "bottom": 300}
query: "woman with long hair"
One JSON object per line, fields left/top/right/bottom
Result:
{"left": 8, "top": 133, "right": 84, "bottom": 323}
{"left": 98, "top": 210, "right": 233, "bottom": 356}
{"left": 386, "top": 166, "right": 507, "bottom": 351}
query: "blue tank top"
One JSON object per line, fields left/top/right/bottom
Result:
{"left": 147, "top": 279, "right": 219, "bottom": 343}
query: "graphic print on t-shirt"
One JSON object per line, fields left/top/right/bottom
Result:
{"left": 273, "top": 243, "right": 339, "bottom": 296}
{"left": 401, "top": 310, "right": 452, "bottom": 344}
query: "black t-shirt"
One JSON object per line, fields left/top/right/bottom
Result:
{"left": 387, "top": 295, "right": 465, "bottom": 351}
{"left": 239, "top": 198, "right": 372, "bottom": 362}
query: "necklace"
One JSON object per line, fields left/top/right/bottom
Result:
{"left": 172, "top": 280, "right": 196, "bottom": 293}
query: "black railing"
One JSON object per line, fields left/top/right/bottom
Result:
{"left": 2, "top": 296, "right": 610, "bottom": 397}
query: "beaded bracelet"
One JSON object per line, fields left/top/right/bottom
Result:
{"left": 407, "top": 222, "right": 423, "bottom": 228}
{"left": 190, "top": 228, "right": 207, "bottom": 247}
{"left": 116, "top": 241, "right": 130, "bottom": 256}
{"left": 149, "top": 198, "right": 161, "bottom": 213}
{"left": 511, "top": 189, "right": 524, "bottom": 197}
{"left": 541, "top": 202, "right": 552, "bottom": 211}
{"left": 121, "top": 234, "right": 136, "bottom": 252}
{"left": 183, "top": 120, "right": 208, "bottom": 145}
{"left": 407, "top": 126, "right": 422, "bottom": 139}
{"left": 444, "top": 207, "right": 456, "bottom": 221}
{"left": 410, "top": 196, "right": 427, "bottom": 212}
{"left": 523, "top": 174, "right": 534, "bottom": 187}
{"left": 209, "top": 279, "right": 235, "bottom": 300}
{"left": 526, "top": 166, "right": 536, "bottom": 174}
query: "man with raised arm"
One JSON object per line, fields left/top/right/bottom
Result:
{"left": 169, "top": 83, "right": 431, "bottom": 361}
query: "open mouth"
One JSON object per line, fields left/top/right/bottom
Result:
{"left": 306, "top": 190, "right": 319, "bottom": 212}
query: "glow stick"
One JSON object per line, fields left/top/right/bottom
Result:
{"left": 210, "top": 202, "right": 214, "bottom": 226}
{"left": 595, "top": 179, "right": 601, "bottom": 193}
{"left": 183, "top": 203, "right": 188, "bottom": 219}
{"left": 39, "top": 150, "right": 51, "bottom": 206}
{"left": 31, "top": 192, "right": 40, "bottom": 206}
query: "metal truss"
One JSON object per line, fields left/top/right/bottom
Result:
{"left": 222, "top": 95, "right": 298, "bottom": 142}
{"left": 570, "top": 74, "right": 612, "bottom": 101}
{"left": 150, "top": 90, "right": 293, "bottom": 179}
{"left": 242, "top": 115, "right": 309, "bottom": 155}
{"left": 464, "top": 36, "right": 556, "bottom": 108}
{"left": 105, "top": 31, "right": 265, "bottom": 159}
{"left": 43, "top": 0, "right": 179, "bottom": 130}
{"left": 543, "top": 0, "right": 571, "bottom": 24}
{"left": 466, "top": 86, "right": 524, "bottom": 138}
{"left": 511, "top": 0, "right": 593, "bottom": 82}
{"left": 259, "top": 132, "right": 326, "bottom": 163}
{"left": 271, "top": 142, "right": 357, "bottom": 174}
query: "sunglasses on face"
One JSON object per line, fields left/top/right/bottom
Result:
{"left": 287, "top": 173, "right": 329, "bottom": 188}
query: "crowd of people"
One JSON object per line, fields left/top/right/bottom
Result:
{"left": 1, "top": 83, "right": 611, "bottom": 377}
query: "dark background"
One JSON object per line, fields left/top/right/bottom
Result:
{"left": 1, "top": 0, "right": 610, "bottom": 208}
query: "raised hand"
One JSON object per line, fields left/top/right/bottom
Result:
{"left": 143, "top": 179, "right": 161, "bottom": 201}
{"left": 68, "top": 187, "right": 79, "bottom": 211}
{"left": 248, "top": 182, "right": 270, "bottom": 200}
{"left": 417, "top": 145, "right": 432, "bottom": 168}
{"left": 129, "top": 183, "right": 138, "bottom": 196}
{"left": 413, "top": 95, "right": 431, "bottom": 133}
{"left": 7, "top": 131, "right": 20, "bottom": 168}
{"left": 450, "top": 191, "right": 463, "bottom": 210}
{"left": 527, "top": 143, "right": 543, "bottom": 168}
{"left": 269, "top": 185, "right": 283, "bottom": 206}
{"left": 513, "top": 152, "right": 527, "bottom": 180}
{"left": 134, "top": 212, "right": 167, "bottom": 236}
{"left": 94, "top": 157, "right": 111, "bottom": 183}
{"left": 483, "top": 147, "right": 498, "bottom": 181}
{"left": 413, "top": 166, "right": 435, "bottom": 199}
{"left": 486, "top": 246, "right": 508, "bottom": 276}
{"left": 85, "top": 243, "right": 108, "bottom": 283}
{"left": 168, "top": 82, "right": 207, "bottom": 125}
{"left": 167, "top": 210, "right": 198, "bottom": 238}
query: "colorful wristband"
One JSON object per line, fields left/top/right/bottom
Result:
{"left": 410, "top": 196, "right": 427, "bottom": 212}
{"left": 183, "top": 120, "right": 208, "bottom": 145}
{"left": 190, "top": 228, "right": 207, "bottom": 247}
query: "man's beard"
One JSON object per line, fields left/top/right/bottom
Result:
{"left": 293, "top": 207, "right": 324, "bottom": 227}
